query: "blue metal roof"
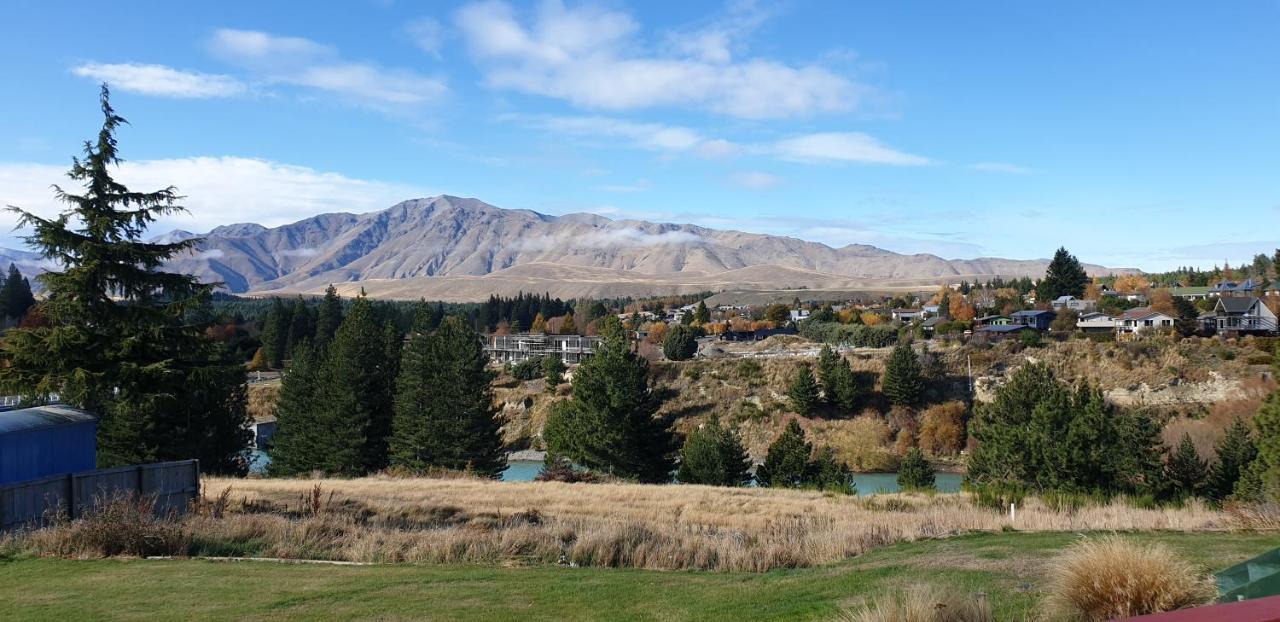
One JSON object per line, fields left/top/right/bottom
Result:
{"left": 0, "top": 405, "right": 97, "bottom": 435}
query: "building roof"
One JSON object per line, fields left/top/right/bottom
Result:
{"left": 1211, "top": 279, "right": 1258, "bottom": 293}
{"left": 1011, "top": 309, "right": 1053, "bottom": 317}
{"left": 1120, "top": 306, "right": 1176, "bottom": 321}
{"left": 977, "top": 325, "right": 1031, "bottom": 333}
{"left": 921, "top": 317, "right": 945, "bottom": 327}
{"left": 1217, "top": 296, "right": 1260, "bottom": 314}
{"left": 1077, "top": 312, "right": 1112, "bottom": 321}
{"left": 0, "top": 405, "right": 97, "bottom": 435}
{"left": 1054, "top": 295, "right": 1076, "bottom": 302}
{"left": 1167, "top": 286, "right": 1212, "bottom": 296}
{"left": 975, "top": 315, "right": 1008, "bottom": 322}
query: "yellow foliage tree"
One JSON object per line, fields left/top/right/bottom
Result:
{"left": 918, "top": 401, "right": 966, "bottom": 456}
{"left": 861, "top": 312, "right": 884, "bottom": 326}
{"left": 530, "top": 312, "right": 547, "bottom": 334}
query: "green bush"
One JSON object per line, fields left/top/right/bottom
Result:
{"left": 510, "top": 357, "right": 544, "bottom": 381}
{"left": 797, "top": 321, "right": 898, "bottom": 347}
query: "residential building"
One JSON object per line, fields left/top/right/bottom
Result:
{"left": 891, "top": 308, "right": 924, "bottom": 323}
{"left": 1116, "top": 307, "right": 1176, "bottom": 337}
{"left": 1051, "top": 296, "right": 1097, "bottom": 312}
{"left": 1203, "top": 296, "right": 1278, "bottom": 335}
{"left": 1010, "top": 309, "right": 1056, "bottom": 331}
{"left": 485, "top": 333, "right": 601, "bottom": 364}
{"left": 974, "top": 315, "right": 1010, "bottom": 327}
{"left": 789, "top": 309, "right": 811, "bottom": 323}
{"left": 1210, "top": 279, "right": 1259, "bottom": 297}
{"left": 1076, "top": 312, "right": 1118, "bottom": 333}
{"left": 975, "top": 325, "right": 1035, "bottom": 341}
{"left": 1167, "top": 286, "right": 1212, "bottom": 300}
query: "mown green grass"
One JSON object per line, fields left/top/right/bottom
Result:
{"left": 0, "top": 531, "right": 1273, "bottom": 621}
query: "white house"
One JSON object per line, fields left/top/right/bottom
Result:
{"left": 891, "top": 308, "right": 924, "bottom": 323}
{"left": 1076, "top": 311, "right": 1117, "bottom": 333}
{"left": 1205, "top": 296, "right": 1278, "bottom": 334}
{"left": 1116, "top": 307, "right": 1176, "bottom": 336}
{"left": 1051, "top": 295, "right": 1097, "bottom": 312}
{"left": 789, "top": 309, "right": 811, "bottom": 322}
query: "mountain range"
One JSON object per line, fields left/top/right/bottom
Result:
{"left": 6, "top": 196, "right": 1135, "bottom": 301}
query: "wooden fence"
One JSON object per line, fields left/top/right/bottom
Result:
{"left": 0, "top": 460, "right": 200, "bottom": 531}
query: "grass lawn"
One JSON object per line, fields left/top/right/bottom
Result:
{"left": 1, "top": 531, "right": 1273, "bottom": 621}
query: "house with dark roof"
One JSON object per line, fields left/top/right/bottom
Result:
{"left": 1203, "top": 296, "right": 1277, "bottom": 335}
{"left": 1010, "top": 309, "right": 1056, "bottom": 331}
{"left": 974, "top": 324, "right": 1035, "bottom": 341}
{"left": 1210, "top": 279, "right": 1260, "bottom": 297}
{"left": 974, "top": 315, "right": 1010, "bottom": 327}
{"left": 1076, "top": 311, "right": 1117, "bottom": 333}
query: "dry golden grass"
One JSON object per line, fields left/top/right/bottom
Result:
{"left": 1045, "top": 536, "right": 1216, "bottom": 621}
{"left": 194, "top": 477, "right": 1229, "bottom": 572}
{"left": 840, "top": 584, "right": 994, "bottom": 622}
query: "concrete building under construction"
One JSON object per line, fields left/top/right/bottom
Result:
{"left": 485, "top": 333, "right": 601, "bottom": 364}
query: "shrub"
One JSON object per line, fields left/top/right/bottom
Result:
{"left": 510, "top": 357, "right": 543, "bottom": 381}
{"left": 918, "top": 402, "right": 967, "bottom": 456}
{"left": 897, "top": 448, "right": 936, "bottom": 491}
{"left": 823, "top": 416, "right": 900, "bottom": 472}
{"left": 736, "top": 359, "right": 763, "bottom": 381}
{"left": 1046, "top": 537, "right": 1215, "bottom": 621}
{"left": 24, "top": 493, "right": 189, "bottom": 558}
{"left": 798, "top": 321, "right": 898, "bottom": 347}
{"left": 662, "top": 325, "right": 698, "bottom": 361}
{"left": 677, "top": 418, "right": 753, "bottom": 487}
{"left": 843, "top": 584, "right": 993, "bottom": 622}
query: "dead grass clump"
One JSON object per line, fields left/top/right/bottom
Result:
{"left": 841, "top": 584, "right": 993, "bottom": 622}
{"left": 1046, "top": 536, "right": 1215, "bottom": 621}
{"left": 1222, "top": 502, "right": 1280, "bottom": 530}
{"left": 20, "top": 494, "right": 189, "bottom": 559}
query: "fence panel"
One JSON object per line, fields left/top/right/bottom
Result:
{"left": 0, "top": 460, "right": 199, "bottom": 531}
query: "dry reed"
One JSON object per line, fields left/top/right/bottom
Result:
{"left": 1045, "top": 536, "right": 1216, "bottom": 621}
{"left": 840, "top": 584, "right": 994, "bottom": 622}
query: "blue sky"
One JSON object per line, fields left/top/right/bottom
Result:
{"left": 1, "top": 1, "right": 1277, "bottom": 271}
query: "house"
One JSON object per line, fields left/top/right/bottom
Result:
{"left": 1116, "top": 307, "right": 1177, "bottom": 336}
{"left": 1203, "top": 296, "right": 1278, "bottom": 335}
{"left": 1051, "top": 296, "right": 1097, "bottom": 312}
{"left": 1167, "top": 286, "right": 1212, "bottom": 300}
{"left": 0, "top": 406, "right": 97, "bottom": 485}
{"left": 922, "top": 305, "right": 941, "bottom": 318}
{"left": 1010, "top": 309, "right": 1056, "bottom": 331}
{"left": 891, "top": 308, "right": 924, "bottom": 323}
{"left": 485, "top": 333, "right": 601, "bottom": 364}
{"left": 789, "top": 309, "right": 811, "bottom": 323}
{"left": 1210, "top": 279, "right": 1260, "bottom": 297}
{"left": 1076, "top": 312, "right": 1117, "bottom": 333}
{"left": 975, "top": 324, "right": 1035, "bottom": 341}
{"left": 920, "top": 316, "right": 945, "bottom": 335}
{"left": 974, "top": 315, "right": 1010, "bottom": 327}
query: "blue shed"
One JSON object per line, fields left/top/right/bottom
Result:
{"left": 0, "top": 405, "right": 97, "bottom": 485}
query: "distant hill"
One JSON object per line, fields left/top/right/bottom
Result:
{"left": 125, "top": 195, "right": 1132, "bottom": 301}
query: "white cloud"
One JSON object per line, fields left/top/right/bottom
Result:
{"left": 520, "top": 115, "right": 733, "bottom": 155}
{"left": 514, "top": 228, "right": 703, "bottom": 251}
{"left": 0, "top": 157, "right": 429, "bottom": 240}
{"left": 71, "top": 63, "right": 245, "bottom": 98}
{"left": 454, "top": 0, "right": 864, "bottom": 119}
{"left": 773, "top": 132, "right": 929, "bottom": 166}
{"left": 971, "top": 162, "right": 1034, "bottom": 174}
{"left": 208, "top": 29, "right": 447, "bottom": 107}
{"left": 730, "top": 171, "right": 781, "bottom": 190}
{"left": 405, "top": 17, "right": 447, "bottom": 57}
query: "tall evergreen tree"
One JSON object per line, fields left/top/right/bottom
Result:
{"left": 1208, "top": 417, "right": 1257, "bottom": 501}
{"left": 662, "top": 324, "right": 698, "bottom": 361}
{"left": 897, "top": 447, "right": 936, "bottom": 491}
{"left": 1166, "top": 433, "right": 1208, "bottom": 498}
{"left": 817, "top": 346, "right": 860, "bottom": 411}
{"left": 756, "top": 420, "right": 812, "bottom": 488}
{"left": 816, "top": 345, "right": 840, "bottom": 389}
{"left": 543, "top": 353, "right": 566, "bottom": 388}
{"left": 542, "top": 316, "right": 674, "bottom": 482}
{"left": 267, "top": 341, "right": 326, "bottom": 475}
{"left": 882, "top": 343, "right": 924, "bottom": 407}
{"left": 1037, "top": 247, "right": 1090, "bottom": 300}
{"left": 260, "top": 297, "right": 290, "bottom": 368}
{"left": 323, "top": 296, "right": 397, "bottom": 474}
{"left": 286, "top": 297, "right": 313, "bottom": 357}
{"left": 314, "top": 285, "right": 343, "bottom": 347}
{"left": 0, "top": 263, "right": 35, "bottom": 321}
{"left": 391, "top": 316, "right": 507, "bottom": 477}
{"left": 676, "top": 417, "right": 752, "bottom": 487}
{"left": 694, "top": 300, "right": 711, "bottom": 324}
{"left": 1245, "top": 389, "right": 1280, "bottom": 501}
{"left": 787, "top": 364, "right": 820, "bottom": 416}
{"left": 0, "top": 85, "right": 249, "bottom": 472}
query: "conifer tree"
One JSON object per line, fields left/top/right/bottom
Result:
{"left": 756, "top": 420, "right": 811, "bottom": 488}
{"left": 543, "top": 353, "right": 565, "bottom": 388}
{"left": 0, "top": 85, "right": 249, "bottom": 472}
{"left": 897, "top": 447, "right": 936, "bottom": 491}
{"left": 1037, "top": 247, "right": 1090, "bottom": 300}
{"left": 543, "top": 316, "right": 674, "bottom": 482}
{"left": 1208, "top": 417, "right": 1257, "bottom": 501}
{"left": 816, "top": 345, "right": 840, "bottom": 390}
{"left": 817, "top": 345, "right": 860, "bottom": 411}
{"left": 267, "top": 341, "right": 325, "bottom": 475}
{"left": 0, "top": 263, "right": 35, "bottom": 321}
{"left": 662, "top": 324, "right": 698, "bottom": 361}
{"left": 286, "top": 297, "right": 313, "bottom": 357}
{"left": 676, "top": 417, "right": 752, "bottom": 487}
{"left": 314, "top": 285, "right": 343, "bottom": 347}
{"left": 806, "top": 446, "right": 854, "bottom": 494}
{"left": 788, "top": 364, "right": 820, "bottom": 416}
{"left": 323, "top": 296, "right": 397, "bottom": 473}
{"left": 882, "top": 343, "right": 924, "bottom": 407}
{"left": 391, "top": 316, "right": 507, "bottom": 477}
{"left": 260, "top": 297, "right": 290, "bottom": 368}
{"left": 1166, "top": 434, "right": 1208, "bottom": 498}
{"left": 694, "top": 300, "right": 711, "bottom": 324}
{"left": 1246, "top": 389, "right": 1280, "bottom": 501}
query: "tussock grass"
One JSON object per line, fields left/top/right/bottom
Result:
{"left": 182, "top": 477, "right": 1229, "bottom": 571}
{"left": 1045, "top": 536, "right": 1216, "bottom": 621}
{"left": 841, "top": 584, "right": 994, "bottom": 622}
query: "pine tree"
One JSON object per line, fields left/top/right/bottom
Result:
{"left": 1166, "top": 434, "right": 1208, "bottom": 498}
{"left": 391, "top": 316, "right": 507, "bottom": 477}
{"left": 0, "top": 85, "right": 249, "bottom": 472}
{"left": 788, "top": 364, "right": 820, "bottom": 416}
{"left": 694, "top": 300, "right": 711, "bottom": 324}
{"left": 314, "top": 285, "right": 343, "bottom": 347}
{"left": 260, "top": 297, "right": 290, "bottom": 368}
{"left": 816, "top": 345, "right": 840, "bottom": 391}
{"left": 322, "top": 296, "right": 397, "bottom": 474}
{"left": 0, "top": 263, "right": 35, "bottom": 321}
{"left": 897, "top": 447, "right": 936, "bottom": 491}
{"left": 806, "top": 446, "right": 854, "bottom": 494}
{"left": 756, "top": 420, "right": 812, "bottom": 488}
{"left": 1208, "top": 417, "right": 1257, "bottom": 501}
{"left": 286, "top": 297, "right": 313, "bottom": 357}
{"left": 1247, "top": 389, "right": 1280, "bottom": 501}
{"left": 543, "top": 353, "right": 566, "bottom": 388}
{"left": 663, "top": 324, "right": 698, "bottom": 361}
{"left": 267, "top": 341, "right": 326, "bottom": 475}
{"left": 882, "top": 343, "right": 924, "bottom": 407}
{"left": 676, "top": 417, "right": 752, "bottom": 487}
{"left": 817, "top": 346, "right": 860, "bottom": 411}
{"left": 542, "top": 316, "right": 674, "bottom": 482}
{"left": 1037, "top": 247, "right": 1090, "bottom": 300}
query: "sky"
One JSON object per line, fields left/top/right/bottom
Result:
{"left": 0, "top": 0, "right": 1277, "bottom": 271}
